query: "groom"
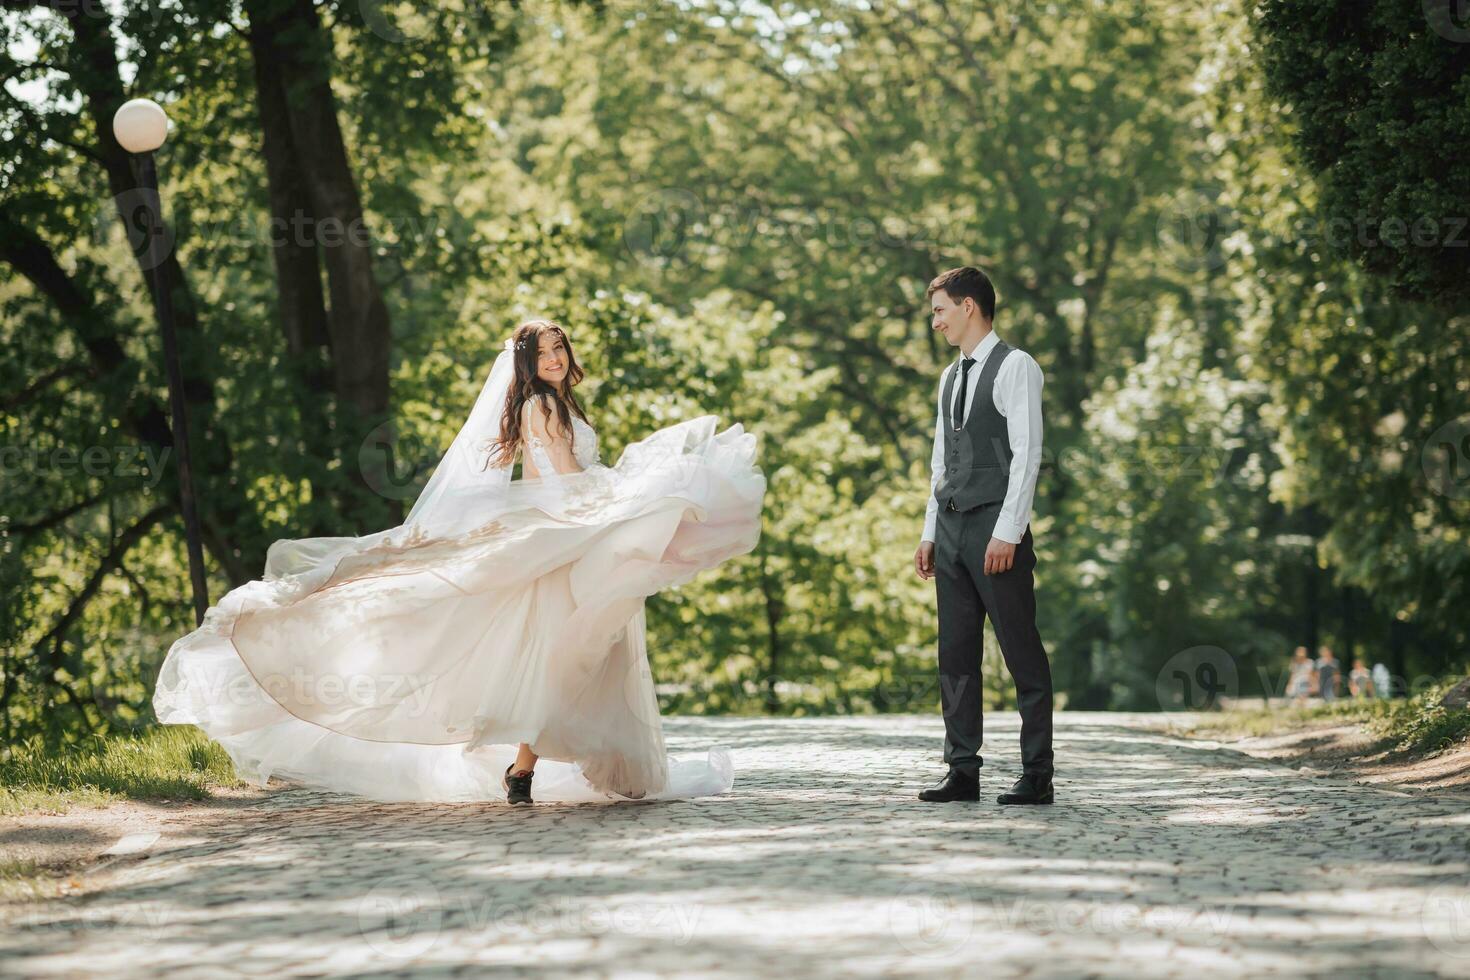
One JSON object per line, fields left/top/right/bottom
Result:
{"left": 912, "top": 266, "right": 1055, "bottom": 805}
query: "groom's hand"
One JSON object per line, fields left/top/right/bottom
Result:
{"left": 984, "top": 538, "right": 1016, "bottom": 575}
{"left": 914, "top": 541, "right": 935, "bottom": 580}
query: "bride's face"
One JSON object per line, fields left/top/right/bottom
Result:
{"left": 536, "top": 332, "right": 569, "bottom": 386}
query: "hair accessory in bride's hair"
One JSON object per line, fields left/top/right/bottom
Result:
{"left": 505, "top": 337, "right": 528, "bottom": 352}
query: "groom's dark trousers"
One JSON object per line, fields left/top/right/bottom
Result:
{"left": 934, "top": 499, "right": 1054, "bottom": 778}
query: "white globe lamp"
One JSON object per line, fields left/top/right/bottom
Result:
{"left": 112, "top": 98, "right": 169, "bottom": 153}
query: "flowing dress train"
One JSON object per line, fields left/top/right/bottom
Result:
{"left": 152, "top": 412, "right": 765, "bottom": 803}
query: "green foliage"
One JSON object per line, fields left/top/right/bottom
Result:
{"left": 1179, "top": 675, "right": 1470, "bottom": 758}
{"left": 1211, "top": 1, "right": 1470, "bottom": 665}
{"left": 3, "top": 0, "right": 1467, "bottom": 747}
{"left": 1253, "top": 0, "right": 1470, "bottom": 307}
{"left": 0, "top": 725, "right": 244, "bottom": 815}
{"left": 1056, "top": 304, "right": 1281, "bottom": 709}
{"left": 1178, "top": 697, "right": 1385, "bottom": 739}
{"left": 1368, "top": 678, "right": 1470, "bottom": 756}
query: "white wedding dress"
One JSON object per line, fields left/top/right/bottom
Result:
{"left": 152, "top": 405, "right": 765, "bottom": 804}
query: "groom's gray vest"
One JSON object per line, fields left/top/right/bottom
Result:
{"left": 935, "top": 341, "right": 1015, "bottom": 513}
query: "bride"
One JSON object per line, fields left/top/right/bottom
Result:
{"left": 152, "top": 318, "right": 766, "bottom": 805}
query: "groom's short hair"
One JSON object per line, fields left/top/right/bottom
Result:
{"left": 927, "top": 267, "right": 996, "bottom": 322}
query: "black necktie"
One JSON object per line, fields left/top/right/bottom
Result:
{"left": 954, "top": 356, "right": 975, "bottom": 429}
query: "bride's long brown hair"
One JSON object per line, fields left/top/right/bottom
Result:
{"left": 480, "top": 319, "right": 588, "bottom": 471}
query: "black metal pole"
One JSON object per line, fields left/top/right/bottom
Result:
{"left": 135, "top": 150, "right": 210, "bottom": 626}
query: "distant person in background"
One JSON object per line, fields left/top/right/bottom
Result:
{"left": 1288, "top": 646, "right": 1317, "bottom": 705}
{"left": 1348, "top": 658, "right": 1375, "bottom": 699}
{"left": 1372, "top": 662, "right": 1393, "bottom": 700}
{"left": 1316, "top": 646, "right": 1340, "bottom": 703}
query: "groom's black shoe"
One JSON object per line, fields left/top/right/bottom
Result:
{"left": 504, "top": 763, "right": 534, "bottom": 805}
{"left": 917, "top": 767, "right": 980, "bottom": 802}
{"left": 997, "top": 772, "right": 1053, "bottom": 805}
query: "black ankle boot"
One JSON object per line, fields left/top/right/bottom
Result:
{"left": 997, "top": 771, "right": 1053, "bottom": 805}
{"left": 917, "top": 767, "right": 980, "bottom": 802}
{"left": 504, "top": 763, "right": 534, "bottom": 805}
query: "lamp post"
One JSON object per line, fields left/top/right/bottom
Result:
{"left": 112, "top": 98, "right": 209, "bottom": 626}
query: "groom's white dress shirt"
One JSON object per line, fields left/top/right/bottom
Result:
{"left": 921, "top": 331, "right": 1045, "bottom": 546}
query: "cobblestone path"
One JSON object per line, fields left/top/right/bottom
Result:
{"left": 4, "top": 713, "right": 1469, "bottom": 977}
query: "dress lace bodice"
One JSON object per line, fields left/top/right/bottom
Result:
{"left": 524, "top": 411, "right": 602, "bottom": 478}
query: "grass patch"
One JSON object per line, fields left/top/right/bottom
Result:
{"left": 0, "top": 856, "right": 71, "bottom": 903}
{"left": 1180, "top": 698, "right": 1382, "bottom": 738}
{"left": 0, "top": 726, "right": 246, "bottom": 816}
{"left": 1370, "top": 679, "right": 1470, "bottom": 756}
{"left": 1177, "top": 678, "right": 1470, "bottom": 758}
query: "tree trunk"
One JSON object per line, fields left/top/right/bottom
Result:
{"left": 0, "top": 207, "right": 254, "bottom": 586}
{"left": 247, "top": 24, "right": 341, "bottom": 534}
{"left": 244, "top": 0, "right": 398, "bottom": 531}
{"left": 759, "top": 548, "right": 784, "bottom": 713}
{"left": 60, "top": 5, "right": 266, "bottom": 583}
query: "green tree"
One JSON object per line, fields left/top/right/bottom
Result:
{"left": 1227, "top": 0, "right": 1470, "bottom": 682}
{"left": 1058, "top": 304, "right": 1280, "bottom": 708}
{"left": 1254, "top": 0, "right": 1470, "bottom": 307}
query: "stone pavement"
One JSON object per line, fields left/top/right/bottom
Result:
{"left": 3, "top": 713, "right": 1469, "bottom": 978}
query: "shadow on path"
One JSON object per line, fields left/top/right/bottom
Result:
{"left": 2, "top": 713, "right": 1467, "bottom": 977}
